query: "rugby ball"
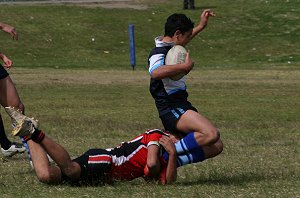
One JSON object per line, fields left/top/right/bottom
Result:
{"left": 165, "top": 45, "right": 187, "bottom": 81}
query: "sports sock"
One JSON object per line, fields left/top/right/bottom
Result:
{"left": 163, "top": 132, "right": 205, "bottom": 166}
{"left": 174, "top": 132, "right": 200, "bottom": 154}
{"left": 22, "top": 135, "right": 30, "bottom": 142}
{"left": 176, "top": 147, "right": 205, "bottom": 167}
{"left": 30, "top": 128, "right": 45, "bottom": 143}
{"left": 0, "top": 115, "right": 11, "bottom": 149}
{"left": 20, "top": 137, "right": 32, "bottom": 161}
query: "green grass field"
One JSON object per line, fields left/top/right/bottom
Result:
{"left": 0, "top": 0, "right": 300, "bottom": 197}
{"left": 1, "top": 0, "right": 299, "bottom": 69}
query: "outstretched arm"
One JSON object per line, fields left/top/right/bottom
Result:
{"left": 191, "top": 9, "right": 215, "bottom": 39}
{"left": 0, "top": 22, "right": 18, "bottom": 40}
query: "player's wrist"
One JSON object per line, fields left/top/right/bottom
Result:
{"left": 198, "top": 22, "right": 207, "bottom": 30}
{"left": 179, "top": 63, "right": 192, "bottom": 74}
{"left": 178, "top": 63, "right": 188, "bottom": 71}
{"left": 167, "top": 148, "right": 176, "bottom": 156}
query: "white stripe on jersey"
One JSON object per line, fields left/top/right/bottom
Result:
{"left": 149, "top": 36, "right": 187, "bottom": 94}
{"left": 162, "top": 77, "right": 186, "bottom": 95}
{"left": 148, "top": 141, "right": 160, "bottom": 148}
{"left": 149, "top": 54, "right": 165, "bottom": 74}
{"left": 145, "top": 128, "right": 164, "bottom": 134}
{"left": 88, "top": 154, "right": 111, "bottom": 164}
{"left": 111, "top": 145, "right": 146, "bottom": 166}
{"left": 88, "top": 161, "right": 111, "bottom": 164}
{"left": 128, "top": 135, "right": 143, "bottom": 143}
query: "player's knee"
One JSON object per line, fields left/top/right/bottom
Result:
{"left": 204, "top": 128, "right": 220, "bottom": 145}
{"left": 61, "top": 166, "right": 73, "bottom": 177}
{"left": 214, "top": 138, "right": 223, "bottom": 155}
{"left": 202, "top": 138, "right": 223, "bottom": 159}
{"left": 146, "top": 160, "right": 160, "bottom": 176}
{"left": 36, "top": 171, "right": 52, "bottom": 184}
{"left": 61, "top": 163, "right": 81, "bottom": 181}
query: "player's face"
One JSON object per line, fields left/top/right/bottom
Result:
{"left": 177, "top": 29, "right": 193, "bottom": 46}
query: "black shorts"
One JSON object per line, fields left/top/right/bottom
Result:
{"left": 160, "top": 105, "right": 198, "bottom": 133}
{"left": 62, "top": 148, "right": 112, "bottom": 185}
{"left": 0, "top": 64, "right": 9, "bottom": 79}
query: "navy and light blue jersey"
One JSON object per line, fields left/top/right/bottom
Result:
{"left": 148, "top": 37, "right": 189, "bottom": 116}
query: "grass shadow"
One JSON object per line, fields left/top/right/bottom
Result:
{"left": 179, "top": 172, "right": 267, "bottom": 186}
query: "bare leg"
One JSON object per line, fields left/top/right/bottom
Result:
{"left": 183, "top": 0, "right": 188, "bottom": 9}
{"left": 176, "top": 110, "right": 219, "bottom": 146}
{"left": 0, "top": 76, "right": 24, "bottom": 112}
{"left": 189, "top": 0, "right": 195, "bottom": 9}
{"left": 0, "top": 76, "right": 25, "bottom": 155}
{"left": 27, "top": 140, "right": 62, "bottom": 184}
{"left": 29, "top": 135, "right": 81, "bottom": 183}
{"left": 4, "top": 106, "right": 81, "bottom": 183}
{"left": 202, "top": 138, "right": 223, "bottom": 159}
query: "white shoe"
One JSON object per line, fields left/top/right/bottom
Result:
{"left": 1, "top": 142, "right": 26, "bottom": 157}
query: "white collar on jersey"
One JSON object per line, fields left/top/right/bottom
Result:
{"left": 154, "top": 36, "right": 175, "bottom": 48}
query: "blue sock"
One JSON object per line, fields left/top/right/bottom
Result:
{"left": 163, "top": 132, "right": 198, "bottom": 160}
{"left": 163, "top": 147, "right": 205, "bottom": 167}
{"left": 175, "top": 132, "right": 199, "bottom": 154}
{"left": 20, "top": 137, "right": 32, "bottom": 162}
{"left": 176, "top": 147, "right": 205, "bottom": 167}
{"left": 163, "top": 132, "right": 205, "bottom": 166}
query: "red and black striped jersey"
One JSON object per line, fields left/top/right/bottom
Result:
{"left": 108, "top": 129, "right": 168, "bottom": 181}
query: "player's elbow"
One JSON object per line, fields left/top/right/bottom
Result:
{"left": 150, "top": 70, "right": 161, "bottom": 79}
{"left": 147, "top": 162, "right": 159, "bottom": 171}
{"left": 151, "top": 67, "right": 168, "bottom": 80}
{"left": 147, "top": 161, "right": 160, "bottom": 175}
{"left": 35, "top": 166, "right": 63, "bottom": 184}
{"left": 36, "top": 171, "right": 53, "bottom": 184}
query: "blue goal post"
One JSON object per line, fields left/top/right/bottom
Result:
{"left": 128, "top": 23, "right": 136, "bottom": 70}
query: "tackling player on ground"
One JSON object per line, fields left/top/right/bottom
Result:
{"left": 5, "top": 106, "right": 223, "bottom": 185}
{"left": 6, "top": 107, "right": 177, "bottom": 185}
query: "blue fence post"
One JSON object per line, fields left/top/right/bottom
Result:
{"left": 128, "top": 24, "right": 136, "bottom": 70}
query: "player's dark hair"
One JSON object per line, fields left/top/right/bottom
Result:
{"left": 164, "top": 13, "right": 194, "bottom": 37}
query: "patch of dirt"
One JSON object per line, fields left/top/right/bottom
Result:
{"left": 0, "top": 0, "right": 161, "bottom": 10}
{"left": 10, "top": 68, "right": 150, "bottom": 86}
{"left": 79, "top": 1, "right": 148, "bottom": 10}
